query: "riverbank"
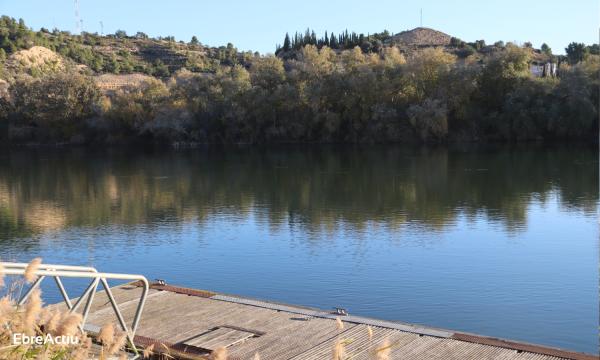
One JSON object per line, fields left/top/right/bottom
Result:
{"left": 1, "top": 33, "right": 598, "bottom": 146}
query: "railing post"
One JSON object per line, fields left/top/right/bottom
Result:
{"left": 54, "top": 276, "right": 73, "bottom": 309}
{"left": 18, "top": 275, "right": 45, "bottom": 305}
{"left": 81, "top": 278, "right": 99, "bottom": 326}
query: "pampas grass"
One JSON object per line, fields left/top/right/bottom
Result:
{"left": 57, "top": 312, "right": 83, "bottom": 337}
{"left": 98, "top": 323, "right": 115, "bottom": 346}
{"left": 23, "top": 288, "right": 43, "bottom": 334}
{"left": 23, "top": 258, "right": 42, "bottom": 283}
{"left": 375, "top": 338, "right": 391, "bottom": 360}
{"left": 211, "top": 346, "right": 228, "bottom": 360}
{"left": 332, "top": 338, "right": 346, "bottom": 360}
{"left": 44, "top": 310, "right": 62, "bottom": 334}
{"left": 97, "top": 322, "right": 129, "bottom": 360}
{"left": 335, "top": 317, "right": 344, "bottom": 330}
{"left": 108, "top": 332, "right": 128, "bottom": 357}
{"left": 143, "top": 343, "right": 155, "bottom": 358}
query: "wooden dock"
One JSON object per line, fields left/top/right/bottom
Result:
{"left": 61, "top": 282, "right": 596, "bottom": 360}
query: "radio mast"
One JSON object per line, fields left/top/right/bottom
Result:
{"left": 74, "top": 0, "right": 81, "bottom": 34}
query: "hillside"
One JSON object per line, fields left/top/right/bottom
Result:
{"left": 389, "top": 27, "right": 452, "bottom": 46}
{"left": 0, "top": 16, "right": 248, "bottom": 79}
{"left": 0, "top": 14, "right": 597, "bottom": 147}
{"left": 0, "top": 15, "right": 566, "bottom": 82}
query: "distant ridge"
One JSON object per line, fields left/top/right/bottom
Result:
{"left": 390, "top": 27, "right": 452, "bottom": 46}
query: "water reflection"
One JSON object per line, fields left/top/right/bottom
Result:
{"left": 0, "top": 145, "right": 596, "bottom": 241}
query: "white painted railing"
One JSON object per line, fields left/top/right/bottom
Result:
{"left": 1, "top": 262, "right": 149, "bottom": 357}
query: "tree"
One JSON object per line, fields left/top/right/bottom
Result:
{"left": 408, "top": 99, "right": 448, "bottom": 141}
{"left": 586, "top": 43, "right": 599, "bottom": 55}
{"left": 474, "top": 39, "right": 486, "bottom": 50}
{"left": 250, "top": 56, "right": 285, "bottom": 89}
{"left": 329, "top": 32, "right": 338, "bottom": 49}
{"left": 450, "top": 37, "right": 462, "bottom": 47}
{"left": 283, "top": 33, "right": 291, "bottom": 52}
{"left": 406, "top": 48, "right": 457, "bottom": 101}
{"left": 114, "top": 29, "right": 127, "bottom": 38}
{"left": 152, "top": 59, "right": 170, "bottom": 77}
{"left": 11, "top": 72, "right": 100, "bottom": 140}
{"left": 478, "top": 44, "right": 531, "bottom": 111}
{"left": 565, "top": 42, "right": 587, "bottom": 64}
{"left": 190, "top": 36, "right": 199, "bottom": 45}
{"left": 541, "top": 43, "right": 552, "bottom": 56}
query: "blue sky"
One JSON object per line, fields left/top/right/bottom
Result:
{"left": 1, "top": 0, "right": 597, "bottom": 54}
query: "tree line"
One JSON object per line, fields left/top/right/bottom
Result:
{"left": 1, "top": 41, "right": 598, "bottom": 145}
{"left": 276, "top": 29, "right": 392, "bottom": 54}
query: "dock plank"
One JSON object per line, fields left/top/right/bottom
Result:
{"left": 69, "top": 284, "right": 592, "bottom": 360}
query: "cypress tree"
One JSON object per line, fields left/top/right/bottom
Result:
{"left": 283, "top": 33, "right": 291, "bottom": 51}
{"left": 330, "top": 33, "right": 338, "bottom": 49}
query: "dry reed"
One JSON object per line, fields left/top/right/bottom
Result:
{"left": 332, "top": 338, "right": 346, "bottom": 360}
{"left": 23, "top": 288, "right": 43, "bottom": 334}
{"left": 98, "top": 323, "right": 115, "bottom": 346}
{"left": 143, "top": 343, "right": 155, "bottom": 358}
{"left": 335, "top": 317, "right": 344, "bottom": 330}
{"left": 211, "top": 346, "right": 228, "bottom": 360}
{"left": 23, "top": 257, "right": 42, "bottom": 283}
{"left": 375, "top": 338, "right": 391, "bottom": 360}
{"left": 57, "top": 312, "right": 82, "bottom": 337}
{"left": 108, "top": 331, "right": 128, "bottom": 356}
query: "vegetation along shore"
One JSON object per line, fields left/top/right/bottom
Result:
{"left": 0, "top": 16, "right": 598, "bottom": 145}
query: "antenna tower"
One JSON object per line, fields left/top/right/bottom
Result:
{"left": 74, "top": 0, "right": 81, "bottom": 34}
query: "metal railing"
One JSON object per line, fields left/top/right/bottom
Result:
{"left": 1, "top": 262, "right": 149, "bottom": 357}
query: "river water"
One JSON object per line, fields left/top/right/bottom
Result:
{"left": 0, "top": 145, "right": 597, "bottom": 353}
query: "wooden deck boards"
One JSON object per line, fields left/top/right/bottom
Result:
{"left": 63, "top": 283, "right": 593, "bottom": 360}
